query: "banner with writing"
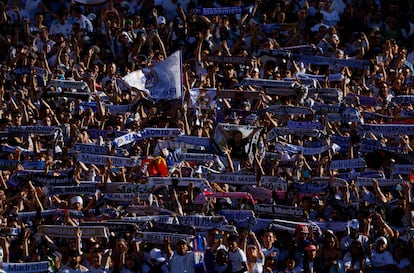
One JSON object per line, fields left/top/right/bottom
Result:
{"left": 142, "top": 50, "right": 182, "bottom": 99}
{"left": 357, "top": 177, "right": 403, "bottom": 187}
{"left": 177, "top": 215, "right": 228, "bottom": 229}
{"left": 292, "top": 54, "right": 370, "bottom": 69}
{"left": 175, "top": 152, "right": 215, "bottom": 163}
{"left": 287, "top": 120, "right": 323, "bottom": 130}
{"left": 121, "top": 216, "right": 178, "bottom": 224}
{"left": 266, "top": 105, "right": 314, "bottom": 115}
{"left": 275, "top": 142, "right": 329, "bottom": 155}
{"left": 135, "top": 231, "right": 193, "bottom": 244}
{"left": 293, "top": 181, "right": 329, "bottom": 193}
{"left": 37, "top": 225, "right": 109, "bottom": 238}
{"left": 254, "top": 204, "right": 305, "bottom": 219}
{"left": 192, "top": 6, "right": 251, "bottom": 15}
{"left": 330, "top": 158, "right": 367, "bottom": 170}
{"left": 140, "top": 128, "right": 181, "bottom": 139}
{"left": 2, "top": 262, "right": 49, "bottom": 273}
{"left": 239, "top": 78, "right": 294, "bottom": 88}
{"left": 267, "top": 127, "right": 321, "bottom": 140}
{"left": 207, "top": 173, "right": 257, "bottom": 185}
{"left": 74, "top": 143, "right": 126, "bottom": 156}
{"left": 48, "top": 79, "right": 90, "bottom": 91}
{"left": 203, "top": 55, "right": 252, "bottom": 65}
{"left": 7, "top": 126, "right": 58, "bottom": 135}
{"left": 393, "top": 164, "right": 414, "bottom": 175}
{"left": 112, "top": 132, "right": 141, "bottom": 147}
{"left": 81, "top": 221, "right": 137, "bottom": 234}
{"left": 219, "top": 210, "right": 256, "bottom": 229}
{"left": 358, "top": 124, "right": 414, "bottom": 136}
{"left": 77, "top": 153, "right": 139, "bottom": 167}
{"left": 46, "top": 183, "right": 97, "bottom": 196}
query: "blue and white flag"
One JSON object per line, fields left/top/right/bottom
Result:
{"left": 393, "top": 95, "right": 414, "bottom": 104}
{"left": 122, "top": 70, "right": 147, "bottom": 92}
{"left": 142, "top": 50, "right": 183, "bottom": 100}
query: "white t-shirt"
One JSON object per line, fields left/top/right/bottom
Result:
{"left": 169, "top": 251, "right": 195, "bottom": 273}
{"left": 248, "top": 258, "right": 264, "bottom": 273}
{"left": 343, "top": 252, "right": 371, "bottom": 270}
{"left": 228, "top": 248, "right": 247, "bottom": 273}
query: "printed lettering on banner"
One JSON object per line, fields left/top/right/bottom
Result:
{"left": 392, "top": 164, "right": 414, "bottom": 175}
{"left": 254, "top": 204, "right": 305, "bottom": 219}
{"left": 177, "top": 215, "right": 228, "bottom": 229}
{"left": 330, "top": 158, "right": 366, "bottom": 170}
{"left": 208, "top": 173, "right": 257, "bottom": 185}
{"left": 136, "top": 231, "right": 193, "bottom": 244}
{"left": 37, "top": 225, "right": 108, "bottom": 238}
{"left": 3, "top": 262, "right": 49, "bottom": 273}
{"left": 356, "top": 177, "right": 403, "bottom": 187}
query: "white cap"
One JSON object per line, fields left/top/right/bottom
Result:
{"left": 150, "top": 248, "right": 166, "bottom": 262}
{"left": 70, "top": 196, "right": 83, "bottom": 206}
{"left": 120, "top": 1, "right": 130, "bottom": 7}
{"left": 158, "top": 16, "right": 166, "bottom": 25}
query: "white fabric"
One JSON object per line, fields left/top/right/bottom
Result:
{"left": 169, "top": 251, "right": 195, "bottom": 273}
{"left": 228, "top": 248, "right": 248, "bottom": 273}
{"left": 370, "top": 250, "right": 394, "bottom": 268}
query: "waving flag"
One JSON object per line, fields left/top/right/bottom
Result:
{"left": 142, "top": 50, "right": 183, "bottom": 100}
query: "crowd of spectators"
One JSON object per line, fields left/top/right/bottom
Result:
{"left": 0, "top": 0, "right": 414, "bottom": 273}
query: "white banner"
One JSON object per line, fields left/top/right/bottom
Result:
{"left": 393, "top": 95, "right": 414, "bottom": 104}
{"left": 46, "top": 183, "right": 97, "bottom": 196}
{"left": 254, "top": 204, "right": 305, "bottom": 218}
{"left": 7, "top": 126, "right": 58, "bottom": 135}
{"left": 267, "top": 127, "right": 321, "bottom": 140}
{"left": 330, "top": 158, "right": 366, "bottom": 170}
{"left": 2, "top": 262, "right": 49, "bottom": 273}
{"left": 275, "top": 142, "right": 329, "bottom": 155}
{"left": 37, "top": 225, "right": 109, "bottom": 238}
{"left": 208, "top": 173, "right": 257, "bottom": 185}
{"left": 135, "top": 231, "right": 193, "bottom": 244}
{"left": 147, "top": 177, "right": 211, "bottom": 189}
{"left": 142, "top": 50, "right": 182, "bottom": 99}
{"left": 175, "top": 152, "right": 215, "bottom": 163}
{"left": 122, "top": 70, "right": 147, "bottom": 92}
{"left": 359, "top": 124, "right": 414, "bottom": 136}
{"left": 77, "top": 153, "right": 139, "bottom": 167}
{"left": 140, "top": 128, "right": 181, "bottom": 138}
{"left": 48, "top": 79, "right": 90, "bottom": 91}
{"left": 356, "top": 177, "right": 403, "bottom": 187}
{"left": 107, "top": 103, "right": 138, "bottom": 114}
{"left": 121, "top": 216, "right": 178, "bottom": 224}
{"left": 266, "top": 105, "right": 314, "bottom": 115}
{"left": 177, "top": 215, "right": 228, "bottom": 229}
{"left": 113, "top": 132, "right": 141, "bottom": 147}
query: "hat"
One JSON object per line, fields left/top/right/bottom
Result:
{"left": 332, "top": 34, "right": 340, "bottom": 41}
{"left": 296, "top": 224, "right": 309, "bottom": 234}
{"left": 120, "top": 1, "right": 130, "bottom": 7}
{"left": 90, "top": 45, "right": 100, "bottom": 53}
{"left": 375, "top": 236, "right": 387, "bottom": 245}
{"left": 158, "top": 16, "right": 166, "bottom": 25}
{"left": 348, "top": 219, "right": 359, "bottom": 230}
{"left": 304, "top": 244, "right": 317, "bottom": 251}
{"left": 87, "top": 13, "right": 96, "bottom": 21}
{"left": 68, "top": 249, "right": 82, "bottom": 257}
{"left": 176, "top": 239, "right": 188, "bottom": 245}
{"left": 70, "top": 196, "right": 83, "bottom": 206}
{"left": 51, "top": 251, "right": 62, "bottom": 260}
{"left": 150, "top": 248, "right": 166, "bottom": 262}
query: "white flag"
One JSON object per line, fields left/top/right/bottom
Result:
{"left": 122, "top": 70, "right": 148, "bottom": 92}
{"left": 142, "top": 50, "right": 183, "bottom": 100}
